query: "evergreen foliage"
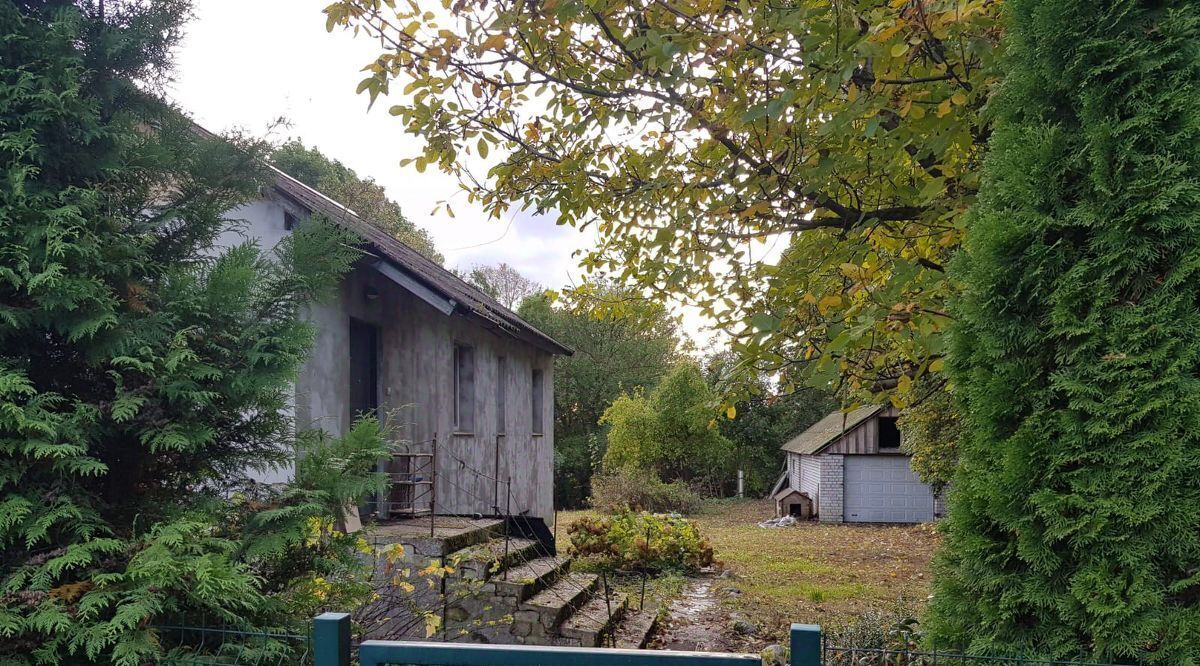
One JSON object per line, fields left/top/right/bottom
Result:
{"left": 271, "top": 139, "right": 442, "bottom": 263}
{"left": 928, "top": 1, "right": 1200, "bottom": 661}
{"left": 0, "top": 2, "right": 385, "bottom": 663}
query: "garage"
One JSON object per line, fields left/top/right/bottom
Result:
{"left": 843, "top": 455, "right": 935, "bottom": 523}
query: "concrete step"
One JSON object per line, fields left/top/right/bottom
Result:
{"left": 447, "top": 537, "right": 540, "bottom": 579}
{"left": 492, "top": 556, "right": 570, "bottom": 601}
{"left": 558, "top": 590, "right": 628, "bottom": 647}
{"left": 520, "top": 571, "right": 599, "bottom": 630}
{"left": 612, "top": 608, "right": 659, "bottom": 649}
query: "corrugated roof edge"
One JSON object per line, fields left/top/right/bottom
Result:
{"left": 779, "top": 405, "right": 884, "bottom": 455}
{"left": 269, "top": 166, "right": 573, "bottom": 356}
{"left": 188, "top": 120, "right": 571, "bottom": 356}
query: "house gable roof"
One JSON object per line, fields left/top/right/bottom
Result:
{"left": 267, "top": 166, "right": 573, "bottom": 356}
{"left": 780, "top": 405, "right": 883, "bottom": 455}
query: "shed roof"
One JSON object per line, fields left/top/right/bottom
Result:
{"left": 780, "top": 405, "right": 883, "bottom": 455}
{"left": 773, "top": 487, "right": 808, "bottom": 501}
{"left": 267, "top": 166, "right": 573, "bottom": 356}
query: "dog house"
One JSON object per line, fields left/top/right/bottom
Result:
{"left": 774, "top": 488, "right": 813, "bottom": 519}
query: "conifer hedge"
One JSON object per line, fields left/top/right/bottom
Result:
{"left": 0, "top": 2, "right": 385, "bottom": 663}
{"left": 929, "top": 0, "right": 1200, "bottom": 662}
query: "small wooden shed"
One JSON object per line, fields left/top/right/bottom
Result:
{"left": 779, "top": 406, "right": 943, "bottom": 523}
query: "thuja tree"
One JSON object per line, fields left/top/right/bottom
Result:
{"left": 929, "top": 0, "right": 1200, "bottom": 662}
{"left": 0, "top": 2, "right": 382, "bottom": 663}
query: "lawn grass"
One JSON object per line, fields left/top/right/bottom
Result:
{"left": 556, "top": 498, "right": 940, "bottom": 647}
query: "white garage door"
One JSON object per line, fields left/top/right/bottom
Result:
{"left": 843, "top": 455, "right": 935, "bottom": 523}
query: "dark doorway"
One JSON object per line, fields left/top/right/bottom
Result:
{"left": 349, "top": 318, "right": 380, "bottom": 420}
{"left": 878, "top": 416, "right": 901, "bottom": 449}
{"left": 349, "top": 318, "right": 386, "bottom": 517}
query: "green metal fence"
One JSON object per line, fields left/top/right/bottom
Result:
{"left": 163, "top": 613, "right": 1126, "bottom": 666}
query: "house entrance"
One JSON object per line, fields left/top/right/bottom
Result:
{"left": 348, "top": 318, "right": 380, "bottom": 419}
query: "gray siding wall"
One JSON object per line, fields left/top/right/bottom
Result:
{"left": 799, "top": 455, "right": 822, "bottom": 511}
{"left": 817, "top": 455, "right": 844, "bottom": 522}
{"left": 224, "top": 194, "right": 556, "bottom": 522}
{"left": 787, "top": 452, "right": 801, "bottom": 491}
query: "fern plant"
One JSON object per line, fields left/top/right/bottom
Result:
{"left": 0, "top": 2, "right": 385, "bottom": 663}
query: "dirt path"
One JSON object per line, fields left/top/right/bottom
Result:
{"left": 651, "top": 576, "right": 742, "bottom": 653}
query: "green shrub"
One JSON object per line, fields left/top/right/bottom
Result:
{"left": 567, "top": 509, "right": 715, "bottom": 574}
{"left": 823, "top": 598, "right": 922, "bottom": 653}
{"left": 590, "top": 467, "right": 702, "bottom": 515}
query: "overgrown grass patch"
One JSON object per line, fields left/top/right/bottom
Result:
{"left": 557, "top": 499, "right": 940, "bottom": 648}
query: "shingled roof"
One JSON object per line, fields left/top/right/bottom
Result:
{"left": 266, "top": 166, "right": 572, "bottom": 356}
{"left": 779, "top": 405, "right": 883, "bottom": 455}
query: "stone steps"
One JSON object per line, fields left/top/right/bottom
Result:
{"left": 493, "top": 556, "right": 569, "bottom": 601}
{"left": 360, "top": 525, "right": 663, "bottom": 650}
{"left": 520, "top": 571, "right": 599, "bottom": 631}
{"left": 558, "top": 590, "right": 628, "bottom": 647}
{"left": 448, "top": 536, "right": 540, "bottom": 579}
{"left": 612, "top": 608, "right": 660, "bottom": 649}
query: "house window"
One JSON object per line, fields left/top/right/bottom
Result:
{"left": 284, "top": 211, "right": 298, "bottom": 231}
{"left": 878, "top": 417, "right": 901, "bottom": 449}
{"left": 496, "top": 356, "right": 507, "bottom": 434}
{"left": 453, "top": 344, "right": 475, "bottom": 432}
{"left": 531, "top": 368, "right": 544, "bottom": 435}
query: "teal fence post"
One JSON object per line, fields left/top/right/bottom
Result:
{"left": 789, "top": 624, "right": 821, "bottom": 666}
{"left": 314, "top": 612, "right": 351, "bottom": 666}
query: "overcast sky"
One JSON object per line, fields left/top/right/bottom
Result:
{"left": 170, "top": 0, "right": 594, "bottom": 288}
{"left": 169, "top": 0, "right": 719, "bottom": 346}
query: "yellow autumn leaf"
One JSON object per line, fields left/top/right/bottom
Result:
{"left": 936, "top": 99, "right": 952, "bottom": 118}
{"left": 817, "top": 294, "right": 842, "bottom": 315}
{"left": 424, "top": 613, "right": 443, "bottom": 638}
{"left": 951, "top": 92, "right": 968, "bottom": 106}
{"left": 726, "top": 405, "right": 737, "bottom": 419}
{"left": 929, "top": 358, "right": 945, "bottom": 372}
{"left": 480, "top": 33, "right": 508, "bottom": 51}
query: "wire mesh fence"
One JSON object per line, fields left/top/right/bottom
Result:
{"left": 822, "top": 643, "right": 1125, "bottom": 666}
{"left": 155, "top": 624, "right": 313, "bottom": 666}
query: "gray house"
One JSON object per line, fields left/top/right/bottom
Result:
{"left": 216, "top": 163, "right": 571, "bottom": 526}
{"left": 779, "top": 406, "right": 942, "bottom": 523}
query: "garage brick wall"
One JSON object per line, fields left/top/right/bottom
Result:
{"left": 818, "top": 454, "right": 844, "bottom": 522}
